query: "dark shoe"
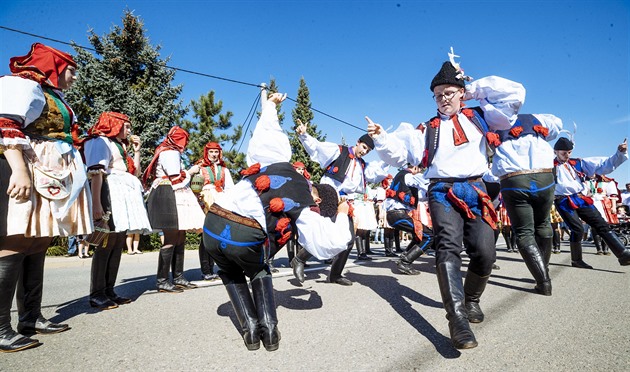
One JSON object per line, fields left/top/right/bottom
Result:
{"left": 330, "top": 277, "right": 353, "bottom": 286}
{"left": 173, "top": 277, "right": 198, "bottom": 290}
{"left": 385, "top": 251, "right": 398, "bottom": 257}
{"left": 534, "top": 281, "right": 553, "bottom": 296}
{"left": 449, "top": 317, "right": 478, "bottom": 349}
{"left": 290, "top": 258, "right": 306, "bottom": 283}
{"left": 464, "top": 271, "right": 490, "bottom": 324}
{"left": 106, "top": 290, "right": 132, "bottom": 305}
{"left": 596, "top": 251, "right": 604, "bottom": 255}
{"left": 202, "top": 274, "right": 219, "bottom": 281}
{"left": 396, "top": 260, "right": 421, "bottom": 275}
{"left": 492, "top": 264, "right": 500, "bottom": 270}
{"left": 571, "top": 260, "right": 593, "bottom": 269}
{"left": 356, "top": 253, "right": 372, "bottom": 261}
{"left": 0, "top": 331, "right": 40, "bottom": 353}
{"left": 157, "top": 280, "right": 184, "bottom": 293}
{"left": 17, "top": 317, "right": 70, "bottom": 334}
{"left": 465, "top": 302, "right": 484, "bottom": 324}
{"left": 599, "top": 231, "right": 630, "bottom": 265}
{"left": 89, "top": 295, "right": 119, "bottom": 310}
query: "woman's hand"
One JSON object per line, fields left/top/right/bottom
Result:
{"left": 7, "top": 168, "right": 31, "bottom": 201}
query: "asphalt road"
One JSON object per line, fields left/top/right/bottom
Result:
{"left": 1, "top": 239, "right": 629, "bottom": 371}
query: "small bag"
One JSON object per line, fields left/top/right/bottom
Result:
{"left": 32, "top": 166, "right": 72, "bottom": 200}
{"left": 190, "top": 173, "right": 204, "bottom": 194}
{"left": 84, "top": 212, "right": 111, "bottom": 247}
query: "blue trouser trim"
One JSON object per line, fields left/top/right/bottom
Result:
{"left": 203, "top": 227, "right": 266, "bottom": 248}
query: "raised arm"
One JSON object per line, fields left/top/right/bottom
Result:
{"left": 465, "top": 76, "right": 526, "bottom": 130}
{"left": 366, "top": 116, "right": 425, "bottom": 167}
{"left": 296, "top": 119, "right": 341, "bottom": 168}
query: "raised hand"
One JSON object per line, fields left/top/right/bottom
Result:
{"left": 618, "top": 138, "right": 627, "bottom": 153}
{"left": 365, "top": 116, "right": 382, "bottom": 137}
{"left": 296, "top": 119, "right": 308, "bottom": 136}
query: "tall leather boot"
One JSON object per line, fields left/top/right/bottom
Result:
{"left": 503, "top": 228, "right": 514, "bottom": 252}
{"left": 251, "top": 276, "right": 280, "bottom": 351}
{"left": 172, "top": 243, "right": 197, "bottom": 290}
{"left": 436, "top": 261, "right": 477, "bottom": 349}
{"left": 286, "top": 238, "right": 296, "bottom": 263}
{"left": 225, "top": 282, "right": 260, "bottom": 351}
{"left": 463, "top": 270, "right": 490, "bottom": 323}
{"left": 90, "top": 246, "right": 119, "bottom": 309}
{"left": 519, "top": 245, "right": 552, "bottom": 296}
{"left": 17, "top": 250, "right": 70, "bottom": 334}
{"left": 364, "top": 234, "right": 375, "bottom": 255}
{"left": 104, "top": 241, "right": 131, "bottom": 305}
{"left": 356, "top": 235, "right": 371, "bottom": 261}
{"left": 396, "top": 243, "right": 425, "bottom": 275}
{"left": 198, "top": 239, "right": 215, "bottom": 279}
{"left": 290, "top": 248, "right": 312, "bottom": 283}
{"left": 0, "top": 254, "right": 40, "bottom": 353}
{"left": 570, "top": 241, "right": 593, "bottom": 269}
{"left": 552, "top": 229, "right": 561, "bottom": 253}
{"left": 599, "top": 231, "right": 630, "bottom": 265}
{"left": 593, "top": 234, "right": 604, "bottom": 255}
{"left": 384, "top": 237, "right": 397, "bottom": 257}
{"left": 394, "top": 232, "right": 403, "bottom": 253}
{"left": 328, "top": 248, "right": 352, "bottom": 286}
{"left": 157, "top": 247, "right": 183, "bottom": 293}
{"left": 535, "top": 236, "right": 553, "bottom": 269}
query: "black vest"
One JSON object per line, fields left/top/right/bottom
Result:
{"left": 388, "top": 169, "right": 419, "bottom": 208}
{"left": 324, "top": 145, "right": 365, "bottom": 183}
{"left": 494, "top": 114, "right": 548, "bottom": 143}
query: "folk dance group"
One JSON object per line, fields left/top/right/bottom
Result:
{"left": 1, "top": 43, "right": 629, "bottom": 354}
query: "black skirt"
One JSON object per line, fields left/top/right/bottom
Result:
{"left": 0, "top": 155, "right": 10, "bottom": 237}
{"left": 147, "top": 184, "right": 178, "bottom": 230}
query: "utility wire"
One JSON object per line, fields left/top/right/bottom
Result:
{"left": 1, "top": 25, "right": 365, "bottom": 132}
{"left": 234, "top": 91, "right": 262, "bottom": 153}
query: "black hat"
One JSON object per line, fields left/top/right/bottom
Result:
{"left": 358, "top": 134, "right": 374, "bottom": 150}
{"left": 430, "top": 61, "right": 466, "bottom": 92}
{"left": 554, "top": 137, "right": 574, "bottom": 151}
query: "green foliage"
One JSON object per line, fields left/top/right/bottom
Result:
{"left": 65, "top": 10, "right": 187, "bottom": 170}
{"left": 289, "top": 77, "right": 326, "bottom": 182}
{"left": 181, "top": 90, "right": 246, "bottom": 180}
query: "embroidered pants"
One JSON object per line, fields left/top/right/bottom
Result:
{"left": 428, "top": 182, "right": 496, "bottom": 277}
{"left": 500, "top": 173, "right": 555, "bottom": 248}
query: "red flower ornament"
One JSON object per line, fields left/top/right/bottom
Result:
{"left": 509, "top": 126, "right": 524, "bottom": 137}
{"left": 532, "top": 125, "right": 549, "bottom": 137}
{"left": 486, "top": 132, "right": 502, "bottom": 147}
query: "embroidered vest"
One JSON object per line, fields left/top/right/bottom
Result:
{"left": 493, "top": 114, "right": 548, "bottom": 143}
{"left": 28, "top": 87, "right": 74, "bottom": 143}
{"left": 387, "top": 169, "right": 418, "bottom": 208}
{"left": 324, "top": 145, "right": 366, "bottom": 183}
{"left": 245, "top": 162, "right": 316, "bottom": 247}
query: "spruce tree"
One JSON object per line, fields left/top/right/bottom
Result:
{"left": 66, "top": 10, "right": 186, "bottom": 170}
{"left": 182, "top": 90, "right": 246, "bottom": 180}
{"left": 289, "top": 77, "right": 326, "bottom": 182}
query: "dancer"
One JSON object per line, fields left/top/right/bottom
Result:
{"left": 553, "top": 137, "right": 630, "bottom": 268}
{"left": 83, "top": 111, "right": 152, "bottom": 309}
{"left": 296, "top": 120, "right": 389, "bottom": 285}
{"left": 143, "top": 126, "right": 205, "bottom": 292}
{"left": 203, "top": 85, "right": 351, "bottom": 351}
{"left": 367, "top": 51, "right": 525, "bottom": 349}
{"left": 0, "top": 43, "right": 92, "bottom": 352}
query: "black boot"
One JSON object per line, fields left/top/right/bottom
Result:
{"left": 394, "top": 232, "right": 403, "bottom": 253}
{"left": 384, "top": 237, "right": 397, "bottom": 257}
{"left": 157, "top": 247, "right": 183, "bottom": 293}
{"left": 251, "top": 276, "right": 280, "bottom": 351}
{"left": 290, "top": 248, "right": 312, "bottom": 283}
{"left": 396, "top": 243, "right": 424, "bottom": 275}
{"left": 503, "top": 228, "right": 514, "bottom": 252}
{"left": 552, "top": 229, "right": 561, "bottom": 254}
{"left": 570, "top": 241, "right": 593, "bottom": 269}
{"left": 519, "top": 244, "right": 552, "bottom": 296}
{"left": 364, "top": 235, "right": 375, "bottom": 255}
{"left": 104, "top": 239, "right": 131, "bottom": 305}
{"left": 436, "top": 262, "right": 477, "bottom": 349}
{"left": 90, "top": 246, "right": 119, "bottom": 309}
{"left": 225, "top": 282, "right": 260, "bottom": 351}
{"left": 328, "top": 248, "right": 353, "bottom": 286}
{"left": 593, "top": 234, "right": 604, "bottom": 255}
{"left": 286, "top": 238, "right": 296, "bottom": 263}
{"left": 17, "top": 250, "right": 70, "bottom": 333}
{"left": 463, "top": 270, "right": 490, "bottom": 323}
{"left": 599, "top": 231, "right": 630, "bottom": 265}
{"left": 267, "top": 257, "right": 279, "bottom": 274}
{"left": 355, "top": 235, "right": 371, "bottom": 261}
{"left": 0, "top": 254, "right": 40, "bottom": 353}
{"left": 172, "top": 244, "right": 197, "bottom": 290}
{"left": 536, "top": 237, "right": 553, "bottom": 269}
{"left": 199, "top": 238, "right": 217, "bottom": 280}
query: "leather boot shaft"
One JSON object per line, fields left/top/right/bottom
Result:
{"left": 16, "top": 250, "right": 46, "bottom": 323}
{"left": 436, "top": 262, "right": 477, "bottom": 349}
{"left": 599, "top": 231, "right": 630, "bottom": 265}
{"left": 225, "top": 282, "right": 260, "bottom": 351}
{"left": 519, "top": 244, "right": 552, "bottom": 296}
{"left": 251, "top": 276, "right": 280, "bottom": 351}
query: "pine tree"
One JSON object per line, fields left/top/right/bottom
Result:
{"left": 289, "top": 77, "right": 326, "bottom": 182}
{"left": 66, "top": 10, "right": 186, "bottom": 169}
{"left": 182, "top": 90, "right": 246, "bottom": 180}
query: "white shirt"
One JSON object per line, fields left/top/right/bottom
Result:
{"left": 554, "top": 152, "right": 628, "bottom": 196}
{"left": 217, "top": 97, "right": 351, "bottom": 260}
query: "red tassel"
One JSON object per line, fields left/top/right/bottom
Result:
{"left": 509, "top": 126, "right": 524, "bottom": 137}
{"left": 240, "top": 163, "right": 261, "bottom": 176}
{"left": 269, "top": 198, "right": 285, "bottom": 213}
{"left": 532, "top": 125, "right": 549, "bottom": 137}
{"left": 254, "top": 175, "right": 270, "bottom": 192}
{"left": 486, "top": 132, "right": 502, "bottom": 147}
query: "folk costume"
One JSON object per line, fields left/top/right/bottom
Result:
{"left": 298, "top": 131, "right": 389, "bottom": 284}
{"left": 83, "top": 112, "right": 151, "bottom": 309}
{"left": 0, "top": 43, "right": 91, "bottom": 352}
{"left": 371, "top": 59, "right": 525, "bottom": 349}
{"left": 490, "top": 113, "right": 563, "bottom": 296}
{"left": 552, "top": 138, "right": 630, "bottom": 268}
{"left": 143, "top": 126, "right": 204, "bottom": 292}
{"left": 384, "top": 168, "right": 434, "bottom": 275}
{"left": 193, "top": 142, "right": 234, "bottom": 281}
{"left": 203, "top": 89, "right": 350, "bottom": 351}
{"left": 285, "top": 161, "right": 311, "bottom": 264}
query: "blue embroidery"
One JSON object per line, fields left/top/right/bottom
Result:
{"left": 281, "top": 198, "right": 300, "bottom": 211}
{"left": 219, "top": 225, "right": 231, "bottom": 249}
{"left": 501, "top": 181, "right": 555, "bottom": 193}
{"left": 203, "top": 227, "right": 266, "bottom": 249}
{"left": 269, "top": 175, "right": 292, "bottom": 189}
{"left": 431, "top": 182, "right": 452, "bottom": 213}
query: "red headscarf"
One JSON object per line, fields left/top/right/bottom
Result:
{"left": 292, "top": 161, "right": 311, "bottom": 180}
{"left": 200, "top": 142, "right": 225, "bottom": 167}
{"left": 142, "top": 126, "right": 189, "bottom": 185}
{"left": 10, "top": 43, "right": 77, "bottom": 88}
{"left": 88, "top": 112, "right": 129, "bottom": 138}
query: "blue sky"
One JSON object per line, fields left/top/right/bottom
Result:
{"left": 1, "top": 1, "right": 629, "bottom": 182}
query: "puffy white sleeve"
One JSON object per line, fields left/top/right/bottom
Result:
{"left": 364, "top": 160, "right": 390, "bottom": 183}
{"left": 581, "top": 152, "right": 628, "bottom": 177}
{"left": 246, "top": 100, "right": 291, "bottom": 167}
{"left": 296, "top": 209, "right": 351, "bottom": 260}
{"left": 532, "top": 114, "right": 563, "bottom": 141}
{"left": 373, "top": 122, "right": 425, "bottom": 167}
{"left": 298, "top": 133, "right": 341, "bottom": 168}
{"left": 159, "top": 150, "right": 183, "bottom": 176}
{"left": 0, "top": 76, "right": 46, "bottom": 149}
{"left": 83, "top": 137, "right": 112, "bottom": 170}
{"left": 223, "top": 168, "right": 235, "bottom": 190}
{"left": 466, "top": 76, "right": 526, "bottom": 130}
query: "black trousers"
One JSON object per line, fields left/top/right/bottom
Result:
{"left": 554, "top": 198, "right": 610, "bottom": 242}
{"left": 428, "top": 181, "right": 496, "bottom": 276}
{"left": 386, "top": 209, "right": 434, "bottom": 250}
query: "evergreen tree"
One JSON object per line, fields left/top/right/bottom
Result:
{"left": 182, "top": 90, "right": 246, "bottom": 180}
{"left": 289, "top": 77, "right": 326, "bottom": 182}
{"left": 66, "top": 10, "right": 186, "bottom": 169}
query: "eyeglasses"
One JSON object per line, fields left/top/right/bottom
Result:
{"left": 432, "top": 90, "right": 460, "bottom": 102}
